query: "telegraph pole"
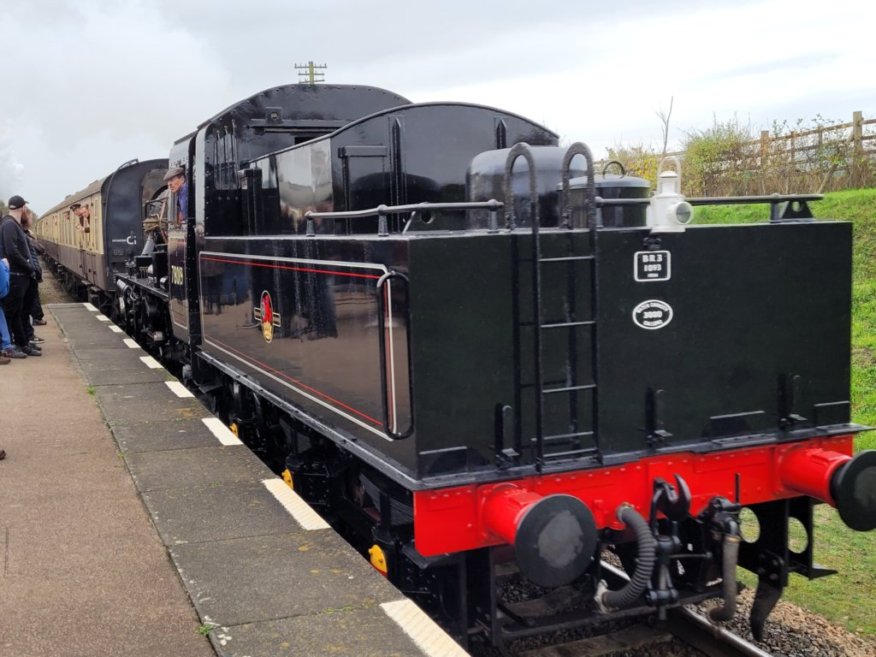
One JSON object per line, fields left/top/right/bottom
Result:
{"left": 295, "top": 61, "right": 327, "bottom": 84}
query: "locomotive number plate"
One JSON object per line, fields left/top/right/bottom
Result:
{"left": 634, "top": 250, "right": 671, "bottom": 282}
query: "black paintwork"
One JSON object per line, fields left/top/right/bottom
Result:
{"left": 595, "top": 222, "right": 852, "bottom": 455}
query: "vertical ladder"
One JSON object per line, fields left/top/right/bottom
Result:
{"left": 504, "top": 143, "right": 601, "bottom": 470}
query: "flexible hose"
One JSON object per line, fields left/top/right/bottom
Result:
{"left": 709, "top": 533, "right": 741, "bottom": 621}
{"left": 600, "top": 505, "right": 657, "bottom": 610}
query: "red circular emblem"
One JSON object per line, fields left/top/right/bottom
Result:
{"left": 260, "top": 291, "right": 274, "bottom": 343}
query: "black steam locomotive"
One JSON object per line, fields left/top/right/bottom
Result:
{"left": 35, "top": 83, "right": 875, "bottom": 651}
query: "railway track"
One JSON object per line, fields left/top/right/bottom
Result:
{"left": 512, "top": 608, "right": 772, "bottom": 657}
{"left": 665, "top": 608, "right": 774, "bottom": 657}
{"left": 469, "top": 559, "right": 776, "bottom": 657}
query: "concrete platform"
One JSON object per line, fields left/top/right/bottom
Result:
{"left": 0, "top": 302, "right": 468, "bottom": 657}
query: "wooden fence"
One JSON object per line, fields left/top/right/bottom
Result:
{"left": 753, "top": 111, "right": 875, "bottom": 192}
{"left": 649, "top": 111, "right": 876, "bottom": 196}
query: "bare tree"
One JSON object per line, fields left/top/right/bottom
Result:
{"left": 656, "top": 97, "right": 674, "bottom": 157}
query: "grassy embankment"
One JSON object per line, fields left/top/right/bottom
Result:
{"left": 694, "top": 189, "right": 876, "bottom": 636}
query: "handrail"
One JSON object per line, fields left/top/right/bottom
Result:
{"left": 688, "top": 193, "right": 823, "bottom": 222}
{"left": 376, "top": 270, "right": 414, "bottom": 440}
{"left": 305, "top": 200, "right": 503, "bottom": 235}
{"left": 687, "top": 193, "right": 823, "bottom": 205}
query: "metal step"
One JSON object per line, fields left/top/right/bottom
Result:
{"left": 540, "top": 320, "right": 596, "bottom": 329}
{"left": 538, "top": 255, "right": 595, "bottom": 263}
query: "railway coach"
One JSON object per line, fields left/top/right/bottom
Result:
{"left": 36, "top": 159, "right": 167, "bottom": 309}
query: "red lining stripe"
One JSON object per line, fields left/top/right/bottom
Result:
{"left": 208, "top": 336, "right": 382, "bottom": 427}
{"left": 201, "top": 255, "right": 381, "bottom": 280}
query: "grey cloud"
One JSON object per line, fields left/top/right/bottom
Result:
{"left": 4, "top": 0, "right": 862, "bottom": 212}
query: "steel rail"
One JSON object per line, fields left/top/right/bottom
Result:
{"left": 665, "top": 608, "right": 775, "bottom": 657}
{"left": 598, "top": 561, "right": 775, "bottom": 657}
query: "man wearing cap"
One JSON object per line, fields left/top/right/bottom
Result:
{"left": 164, "top": 167, "right": 187, "bottom": 228}
{"left": 0, "top": 196, "right": 41, "bottom": 357}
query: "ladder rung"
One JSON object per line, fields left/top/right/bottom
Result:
{"left": 541, "top": 447, "right": 600, "bottom": 460}
{"left": 543, "top": 384, "right": 597, "bottom": 394}
{"left": 542, "top": 384, "right": 597, "bottom": 395}
{"left": 538, "top": 431, "right": 595, "bottom": 442}
{"left": 520, "top": 320, "right": 595, "bottom": 328}
{"left": 521, "top": 379, "right": 567, "bottom": 389}
{"left": 538, "top": 255, "right": 594, "bottom": 263}
{"left": 540, "top": 320, "right": 596, "bottom": 329}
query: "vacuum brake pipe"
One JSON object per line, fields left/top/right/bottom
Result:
{"left": 779, "top": 448, "right": 876, "bottom": 532}
{"left": 482, "top": 486, "right": 598, "bottom": 588}
{"left": 708, "top": 526, "right": 741, "bottom": 621}
{"left": 596, "top": 504, "right": 657, "bottom": 611}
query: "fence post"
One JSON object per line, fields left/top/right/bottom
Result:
{"left": 851, "top": 110, "right": 867, "bottom": 188}
{"left": 760, "top": 130, "right": 770, "bottom": 193}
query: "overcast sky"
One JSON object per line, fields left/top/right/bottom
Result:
{"left": 1, "top": 0, "right": 873, "bottom": 212}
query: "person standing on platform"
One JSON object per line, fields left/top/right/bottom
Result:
{"left": 20, "top": 211, "right": 46, "bottom": 334}
{"left": 0, "top": 196, "right": 41, "bottom": 357}
{"left": 1, "top": 255, "right": 13, "bottom": 364}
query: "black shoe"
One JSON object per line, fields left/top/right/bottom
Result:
{"left": 32, "top": 318, "right": 47, "bottom": 326}
{"left": 22, "top": 346, "right": 42, "bottom": 357}
{"left": 28, "top": 342, "right": 42, "bottom": 351}
{"left": 32, "top": 336, "right": 45, "bottom": 343}
{"left": 2, "top": 348, "right": 26, "bottom": 359}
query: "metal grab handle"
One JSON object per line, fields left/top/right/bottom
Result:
{"left": 602, "top": 160, "right": 626, "bottom": 177}
{"left": 502, "top": 143, "right": 539, "bottom": 230}
{"left": 561, "top": 142, "right": 597, "bottom": 229}
{"left": 376, "top": 270, "right": 414, "bottom": 440}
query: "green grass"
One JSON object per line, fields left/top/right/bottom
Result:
{"left": 695, "top": 189, "right": 876, "bottom": 636}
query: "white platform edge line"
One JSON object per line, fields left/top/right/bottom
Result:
{"left": 380, "top": 599, "right": 471, "bottom": 657}
{"left": 262, "top": 478, "right": 330, "bottom": 531}
{"left": 82, "top": 302, "right": 98, "bottom": 311}
{"left": 201, "top": 418, "right": 243, "bottom": 446}
{"left": 123, "top": 338, "right": 140, "bottom": 349}
{"left": 165, "top": 381, "right": 194, "bottom": 398}
{"left": 140, "top": 356, "right": 163, "bottom": 370}
{"left": 96, "top": 315, "right": 111, "bottom": 322}
{"left": 108, "top": 325, "right": 124, "bottom": 333}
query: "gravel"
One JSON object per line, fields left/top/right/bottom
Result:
{"left": 696, "top": 590, "right": 876, "bottom": 657}
{"left": 36, "top": 259, "right": 73, "bottom": 305}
